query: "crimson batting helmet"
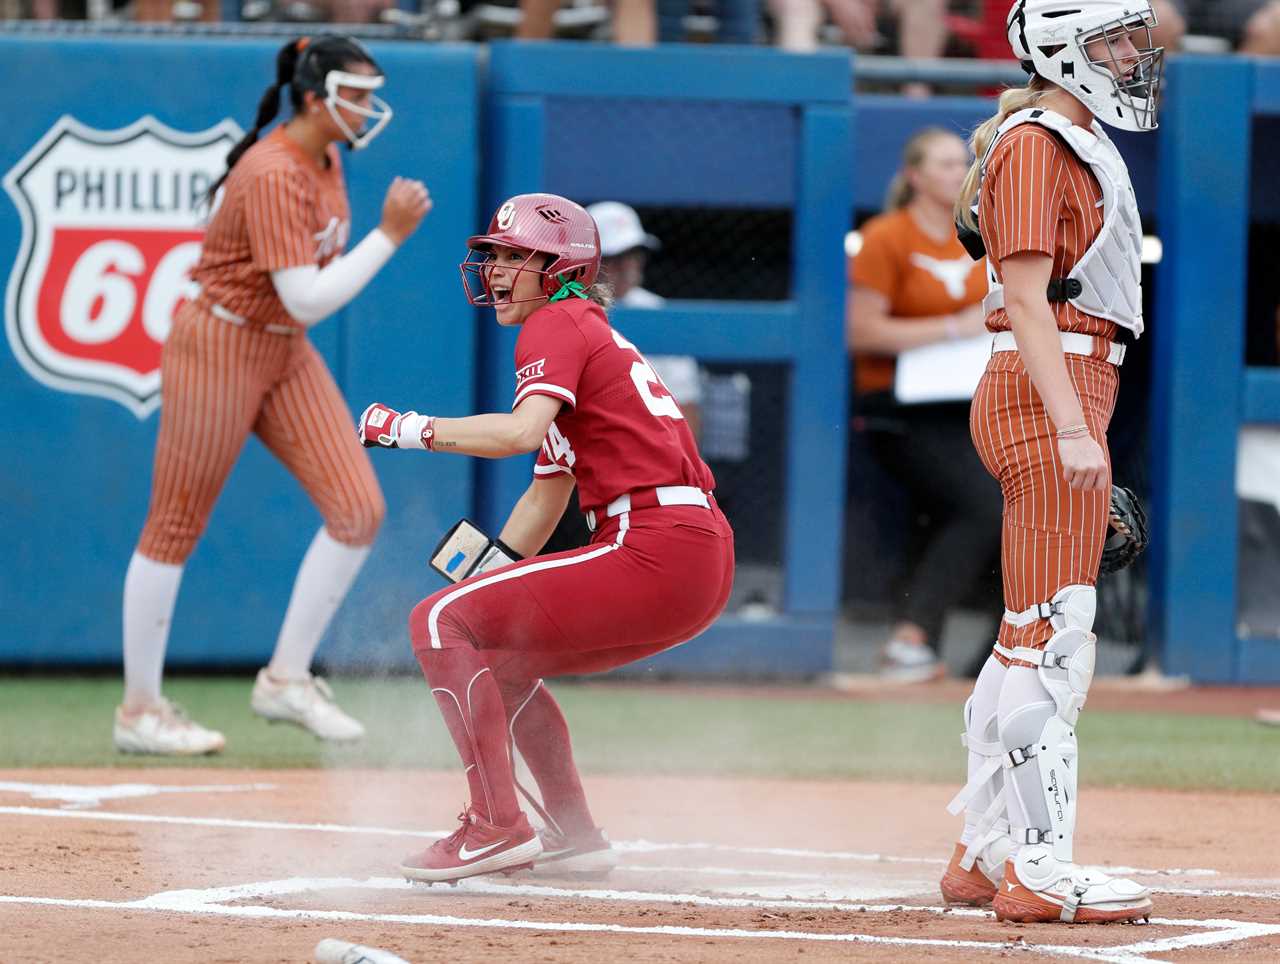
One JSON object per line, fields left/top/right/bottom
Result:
{"left": 460, "top": 193, "right": 601, "bottom": 306}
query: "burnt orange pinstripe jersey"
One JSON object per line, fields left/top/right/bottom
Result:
{"left": 192, "top": 126, "right": 350, "bottom": 331}
{"left": 979, "top": 124, "right": 1119, "bottom": 342}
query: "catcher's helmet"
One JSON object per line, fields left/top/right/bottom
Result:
{"left": 460, "top": 193, "right": 601, "bottom": 306}
{"left": 1007, "top": 0, "right": 1164, "bottom": 132}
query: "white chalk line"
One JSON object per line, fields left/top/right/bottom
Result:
{"left": 1153, "top": 885, "right": 1280, "bottom": 900}
{"left": 0, "top": 891, "right": 1165, "bottom": 962}
{"left": 0, "top": 781, "right": 277, "bottom": 810}
{"left": 0, "top": 805, "right": 447, "bottom": 841}
{"left": 604, "top": 865, "right": 1276, "bottom": 903}
{"left": 5, "top": 804, "right": 1278, "bottom": 960}
{"left": 0, "top": 806, "right": 1221, "bottom": 879}
{"left": 138, "top": 874, "right": 989, "bottom": 918}
{"left": 139, "top": 876, "right": 1280, "bottom": 934}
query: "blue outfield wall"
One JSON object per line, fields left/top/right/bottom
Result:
{"left": 0, "top": 39, "right": 1276, "bottom": 681}
{"left": 0, "top": 37, "right": 480, "bottom": 670}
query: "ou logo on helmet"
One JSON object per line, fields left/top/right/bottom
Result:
{"left": 3, "top": 114, "right": 241, "bottom": 418}
{"left": 496, "top": 200, "right": 516, "bottom": 231}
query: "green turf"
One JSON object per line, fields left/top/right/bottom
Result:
{"left": 0, "top": 676, "right": 1276, "bottom": 792}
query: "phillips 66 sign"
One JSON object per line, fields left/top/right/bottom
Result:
{"left": 4, "top": 115, "right": 241, "bottom": 417}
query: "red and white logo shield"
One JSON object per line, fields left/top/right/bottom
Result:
{"left": 4, "top": 115, "right": 241, "bottom": 417}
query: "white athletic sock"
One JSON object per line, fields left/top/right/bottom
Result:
{"left": 122, "top": 551, "right": 184, "bottom": 708}
{"left": 267, "top": 527, "right": 370, "bottom": 679}
{"left": 959, "top": 652, "right": 1008, "bottom": 848}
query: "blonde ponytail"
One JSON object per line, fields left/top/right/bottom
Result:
{"left": 883, "top": 127, "right": 955, "bottom": 212}
{"left": 884, "top": 172, "right": 912, "bottom": 212}
{"left": 955, "top": 76, "right": 1051, "bottom": 231}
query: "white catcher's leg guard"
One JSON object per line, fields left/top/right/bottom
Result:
{"left": 1000, "top": 626, "right": 1094, "bottom": 861}
{"left": 946, "top": 655, "right": 1011, "bottom": 877}
{"left": 994, "top": 586, "right": 1151, "bottom": 922}
{"left": 997, "top": 584, "right": 1097, "bottom": 862}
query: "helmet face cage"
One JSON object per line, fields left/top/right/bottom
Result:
{"left": 459, "top": 247, "right": 554, "bottom": 307}
{"left": 460, "top": 194, "right": 601, "bottom": 308}
{"left": 294, "top": 36, "right": 393, "bottom": 150}
{"left": 323, "top": 71, "right": 393, "bottom": 150}
{"left": 1008, "top": 1, "right": 1164, "bottom": 132}
{"left": 1079, "top": 13, "right": 1164, "bottom": 130}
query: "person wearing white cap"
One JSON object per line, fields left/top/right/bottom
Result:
{"left": 587, "top": 201, "right": 702, "bottom": 439}
{"left": 588, "top": 201, "right": 665, "bottom": 308}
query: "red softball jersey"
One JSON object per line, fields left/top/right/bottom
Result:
{"left": 514, "top": 298, "right": 716, "bottom": 514}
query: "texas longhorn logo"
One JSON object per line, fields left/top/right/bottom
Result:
{"left": 4, "top": 115, "right": 241, "bottom": 417}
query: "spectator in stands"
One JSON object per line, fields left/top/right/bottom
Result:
{"left": 659, "top": 0, "right": 758, "bottom": 43}
{"left": 769, "top": 0, "right": 946, "bottom": 95}
{"left": 847, "top": 127, "right": 1001, "bottom": 682}
{"left": 1166, "top": 1, "right": 1280, "bottom": 53}
{"left": 520, "top": 0, "right": 657, "bottom": 43}
{"left": 588, "top": 201, "right": 703, "bottom": 438}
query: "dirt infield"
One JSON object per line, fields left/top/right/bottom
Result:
{"left": 2, "top": 768, "right": 1278, "bottom": 962}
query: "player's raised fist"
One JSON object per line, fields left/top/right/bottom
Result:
{"left": 380, "top": 177, "right": 432, "bottom": 245}
{"left": 358, "top": 402, "right": 406, "bottom": 448}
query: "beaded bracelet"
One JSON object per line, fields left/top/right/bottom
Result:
{"left": 1055, "top": 423, "right": 1090, "bottom": 440}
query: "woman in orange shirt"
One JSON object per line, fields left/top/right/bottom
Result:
{"left": 847, "top": 127, "right": 1001, "bottom": 682}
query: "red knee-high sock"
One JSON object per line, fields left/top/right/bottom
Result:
{"left": 418, "top": 647, "right": 521, "bottom": 827}
{"left": 506, "top": 680, "right": 596, "bottom": 838}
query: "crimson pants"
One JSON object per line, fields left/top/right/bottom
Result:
{"left": 409, "top": 501, "right": 734, "bottom": 829}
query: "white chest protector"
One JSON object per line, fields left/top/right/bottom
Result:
{"left": 977, "top": 108, "right": 1144, "bottom": 337}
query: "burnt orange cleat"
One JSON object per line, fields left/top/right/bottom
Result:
{"left": 993, "top": 850, "right": 1153, "bottom": 924}
{"left": 940, "top": 841, "right": 1000, "bottom": 906}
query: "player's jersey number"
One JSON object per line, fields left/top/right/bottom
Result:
{"left": 543, "top": 421, "right": 576, "bottom": 468}
{"left": 610, "top": 328, "right": 683, "bottom": 420}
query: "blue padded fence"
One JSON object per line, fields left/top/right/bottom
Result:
{"left": 0, "top": 37, "right": 480, "bottom": 670}
{"left": 0, "top": 38, "right": 1276, "bottom": 682}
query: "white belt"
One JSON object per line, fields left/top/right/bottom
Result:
{"left": 585, "top": 485, "right": 710, "bottom": 532}
{"left": 204, "top": 296, "right": 297, "bottom": 336}
{"left": 991, "top": 330, "right": 1125, "bottom": 367}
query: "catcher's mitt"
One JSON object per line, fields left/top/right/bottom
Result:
{"left": 1099, "top": 484, "right": 1148, "bottom": 574}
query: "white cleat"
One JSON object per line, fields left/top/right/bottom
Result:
{"left": 250, "top": 669, "right": 365, "bottom": 742}
{"left": 531, "top": 826, "right": 619, "bottom": 878}
{"left": 880, "top": 638, "right": 946, "bottom": 683}
{"left": 113, "top": 699, "right": 226, "bottom": 756}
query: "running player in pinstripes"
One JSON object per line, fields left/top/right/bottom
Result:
{"left": 115, "top": 35, "right": 430, "bottom": 756}
{"left": 939, "top": 1, "right": 1162, "bottom": 924}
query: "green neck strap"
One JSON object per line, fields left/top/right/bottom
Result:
{"left": 549, "top": 274, "right": 588, "bottom": 303}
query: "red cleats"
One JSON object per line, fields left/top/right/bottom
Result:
{"left": 532, "top": 825, "right": 618, "bottom": 878}
{"left": 400, "top": 808, "right": 541, "bottom": 884}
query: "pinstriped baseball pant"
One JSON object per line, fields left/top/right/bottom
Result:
{"left": 969, "top": 348, "right": 1119, "bottom": 655}
{"left": 137, "top": 301, "right": 384, "bottom": 564}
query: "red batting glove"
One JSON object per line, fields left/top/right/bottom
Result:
{"left": 358, "top": 403, "right": 435, "bottom": 450}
